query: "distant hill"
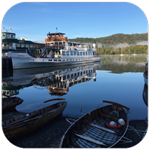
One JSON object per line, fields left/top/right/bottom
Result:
{"left": 68, "top": 33, "right": 148, "bottom": 44}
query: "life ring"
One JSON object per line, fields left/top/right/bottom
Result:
{"left": 42, "top": 54, "right": 46, "bottom": 58}
{"left": 105, "top": 122, "right": 122, "bottom": 129}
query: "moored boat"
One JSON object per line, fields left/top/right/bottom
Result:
{"left": 2, "top": 29, "right": 101, "bottom": 69}
{"left": 143, "top": 71, "right": 148, "bottom": 86}
{"left": 3, "top": 101, "right": 67, "bottom": 141}
{"left": 143, "top": 83, "right": 148, "bottom": 106}
{"left": 60, "top": 100, "right": 130, "bottom": 148}
{"left": 143, "top": 58, "right": 148, "bottom": 86}
{"left": 2, "top": 97, "right": 23, "bottom": 112}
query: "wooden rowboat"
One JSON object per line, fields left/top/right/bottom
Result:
{"left": 2, "top": 97, "right": 23, "bottom": 112}
{"left": 3, "top": 101, "right": 67, "bottom": 141}
{"left": 60, "top": 100, "right": 130, "bottom": 148}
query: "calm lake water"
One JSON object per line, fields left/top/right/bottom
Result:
{"left": 2, "top": 54, "right": 148, "bottom": 121}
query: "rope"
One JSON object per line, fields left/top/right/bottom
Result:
{"left": 32, "top": 115, "right": 42, "bottom": 126}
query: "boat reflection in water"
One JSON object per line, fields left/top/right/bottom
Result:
{"left": 2, "top": 63, "right": 101, "bottom": 97}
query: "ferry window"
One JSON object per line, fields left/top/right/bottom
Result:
{"left": 55, "top": 42, "right": 58, "bottom": 45}
{"left": 71, "top": 74, "right": 73, "bottom": 78}
{"left": 86, "top": 52, "right": 87, "bottom": 55}
{"left": 80, "top": 52, "right": 82, "bottom": 55}
{"left": 67, "top": 51, "right": 69, "bottom": 56}
{"left": 67, "top": 75, "right": 70, "bottom": 79}
{"left": 68, "top": 43, "right": 72, "bottom": 46}
{"left": 63, "top": 76, "right": 66, "bottom": 80}
{"left": 63, "top": 42, "right": 65, "bottom": 46}
{"left": 77, "top": 52, "right": 79, "bottom": 56}
{"left": 7, "top": 34, "right": 11, "bottom": 38}
{"left": 30, "top": 45, "right": 33, "bottom": 48}
{"left": 71, "top": 51, "right": 73, "bottom": 55}
{"left": 21, "top": 44, "right": 25, "bottom": 48}
{"left": 83, "top": 52, "right": 85, "bottom": 55}
{"left": 12, "top": 35, "right": 15, "bottom": 39}
{"left": 74, "top": 52, "right": 76, "bottom": 55}
{"left": 62, "top": 51, "right": 66, "bottom": 55}
{"left": 26, "top": 44, "right": 29, "bottom": 48}
{"left": 78, "top": 44, "right": 81, "bottom": 47}
{"left": 3, "top": 35, "right": 6, "bottom": 38}
{"left": 16, "top": 43, "right": 20, "bottom": 47}
{"left": 81, "top": 72, "right": 82, "bottom": 76}
{"left": 59, "top": 42, "right": 62, "bottom": 45}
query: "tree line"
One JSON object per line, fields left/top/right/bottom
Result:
{"left": 96, "top": 45, "right": 148, "bottom": 55}
{"left": 68, "top": 33, "right": 148, "bottom": 44}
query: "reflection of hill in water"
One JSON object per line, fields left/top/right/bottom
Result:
{"left": 101, "top": 54, "right": 147, "bottom": 63}
{"left": 98, "top": 55, "right": 146, "bottom": 73}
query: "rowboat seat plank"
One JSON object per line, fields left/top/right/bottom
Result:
{"left": 84, "top": 119, "right": 116, "bottom": 134}
{"left": 73, "top": 132, "right": 107, "bottom": 146}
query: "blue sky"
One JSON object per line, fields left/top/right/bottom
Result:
{"left": 2, "top": 2, "right": 148, "bottom": 42}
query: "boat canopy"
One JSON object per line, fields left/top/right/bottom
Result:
{"left": 47, "top": 32, "right": 65, "bottom": 37}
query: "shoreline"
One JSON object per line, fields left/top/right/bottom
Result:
{"left": 3, "top": 116, "right": 147, "bottom": 148}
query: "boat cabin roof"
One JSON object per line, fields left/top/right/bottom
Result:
{"left": 47, "top": 32, "right": 65, "bottom": 37}
{"left": 2, "top": 31, "right": 16, "bottom": 35}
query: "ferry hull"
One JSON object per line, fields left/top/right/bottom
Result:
{"left": 12, "top": 57, "right": 101, "bottom": 69}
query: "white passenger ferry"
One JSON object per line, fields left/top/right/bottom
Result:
{"left": 2, "top": 30, "right": 101, "bottom": 69}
